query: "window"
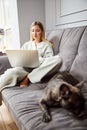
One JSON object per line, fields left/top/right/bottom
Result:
{"left": 0, "top": 0, "right": 20, "bottom": 53}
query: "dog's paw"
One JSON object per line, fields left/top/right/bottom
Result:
{"left": 42, "top": 113, "right": 52, "bottom": 123}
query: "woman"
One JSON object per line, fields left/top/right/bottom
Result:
{"left": 0, "top": 21, "right": 62, "bottom": 90}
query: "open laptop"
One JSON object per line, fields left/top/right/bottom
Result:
{"left": 6, "top": 50, "right": 39, "bottom": 68}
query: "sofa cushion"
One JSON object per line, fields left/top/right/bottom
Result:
{"left": 2, "top": 84, "right": 87, "bottom": 130}
{"left": 0, "top": 55, "right": 11, "bottom": 75}
{"left": 58, "top": 26, "right": 86, "bottom": 72}
{"left": 70, "top": 27, "right": 87, "bottom": 83}
{"left": 46, "top": 29, "right": 64, "bottom": 55}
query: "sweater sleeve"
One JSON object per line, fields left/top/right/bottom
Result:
{"left": 43, "top": 43, "right": 54, "bottom": 58}
{"left": 38, "top": 43, "right": 54, "bottom": 64}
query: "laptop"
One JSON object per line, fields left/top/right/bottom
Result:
{"left": 6, "top": 50, "right": 40, "bottom": 68}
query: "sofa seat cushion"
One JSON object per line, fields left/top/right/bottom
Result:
{"left": 2, "top": 83, "right": 87, "bottom": 130}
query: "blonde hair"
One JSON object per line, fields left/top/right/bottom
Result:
{"left": 29, "top": 21, "right": 51, "bottom": 45}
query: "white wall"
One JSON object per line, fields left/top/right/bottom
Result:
{"left": 45, "top": 0, "right": 87, "bottom": 30}
{"left": 17, "top": 0, "right": 87, "bottom": 45}
{"left": 17, "top": 0, "right": 45, "bottom": 47}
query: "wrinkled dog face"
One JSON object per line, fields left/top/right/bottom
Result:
{"left": 59, "top": 84, "right": 85, "bottom": 117}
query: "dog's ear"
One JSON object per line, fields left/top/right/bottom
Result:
{"left": 76, "top": 81, "right": 84, "bottom": 90}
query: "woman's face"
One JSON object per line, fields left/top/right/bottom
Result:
{"left": 31, "top": 25, "right": 42, "bottom": 43}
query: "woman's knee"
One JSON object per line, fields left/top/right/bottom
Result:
{"left": 5, "top": 67, "right": 21, "bottom": 75}
{"left": 5, "top": 67, "right": 28, "bottom": 78}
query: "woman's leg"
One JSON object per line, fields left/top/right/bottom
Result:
{"left": 0, "top": 67, "right": 28, "bottom": 90}
{"left": 28, "top": 55, "right": 62, "bottom": 83}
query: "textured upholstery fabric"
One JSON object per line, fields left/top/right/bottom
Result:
{"left": 46, "top": 26, "right": 87, "bottom": 83}
{"left": 46, "top": 29, "right": 64, "bottom": 55}
{"left": 70, "top": 27, "right": 87, "bottom": 82}
{"left": 1, "top": 26, "right": 87, "bottom": 130}
{"left": 0, "top": 55, "right": 11, "bottom": 75}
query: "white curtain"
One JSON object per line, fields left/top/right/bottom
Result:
{"left": 0, "top": 0, "right": 11, "bottom": 27}
{"left": 0, "top": 0, "right": 20, "bottom": 52}
{"left": 0, "top": 0, "right": 11, "bottom": 52}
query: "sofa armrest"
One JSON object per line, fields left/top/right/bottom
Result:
{"left": 0, "top": 55, "right": 11, "bottom": 75}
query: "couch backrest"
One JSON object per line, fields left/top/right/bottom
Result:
{"left": 0, "top": 55, "right": 11, "bottom": 75}
{"left": 46, "top": 26, "right": 87, "bottom": 83}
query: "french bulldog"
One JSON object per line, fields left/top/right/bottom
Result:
{"left": 39, "top": 71, "right": 85, "bottom": 123}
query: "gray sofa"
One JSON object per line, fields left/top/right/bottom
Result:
{"left": 0, "top": 25, "right": 87, "bottom": 130}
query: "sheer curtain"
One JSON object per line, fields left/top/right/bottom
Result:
{"left": 0, "top": 0, "right": 20, "bottom": 53}
{"left": 0, "top": 0, "right": 10, "bottom": 26}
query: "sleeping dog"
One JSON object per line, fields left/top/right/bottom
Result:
{"left": 39, "top": 71, "right": 85, "bottom": 123}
